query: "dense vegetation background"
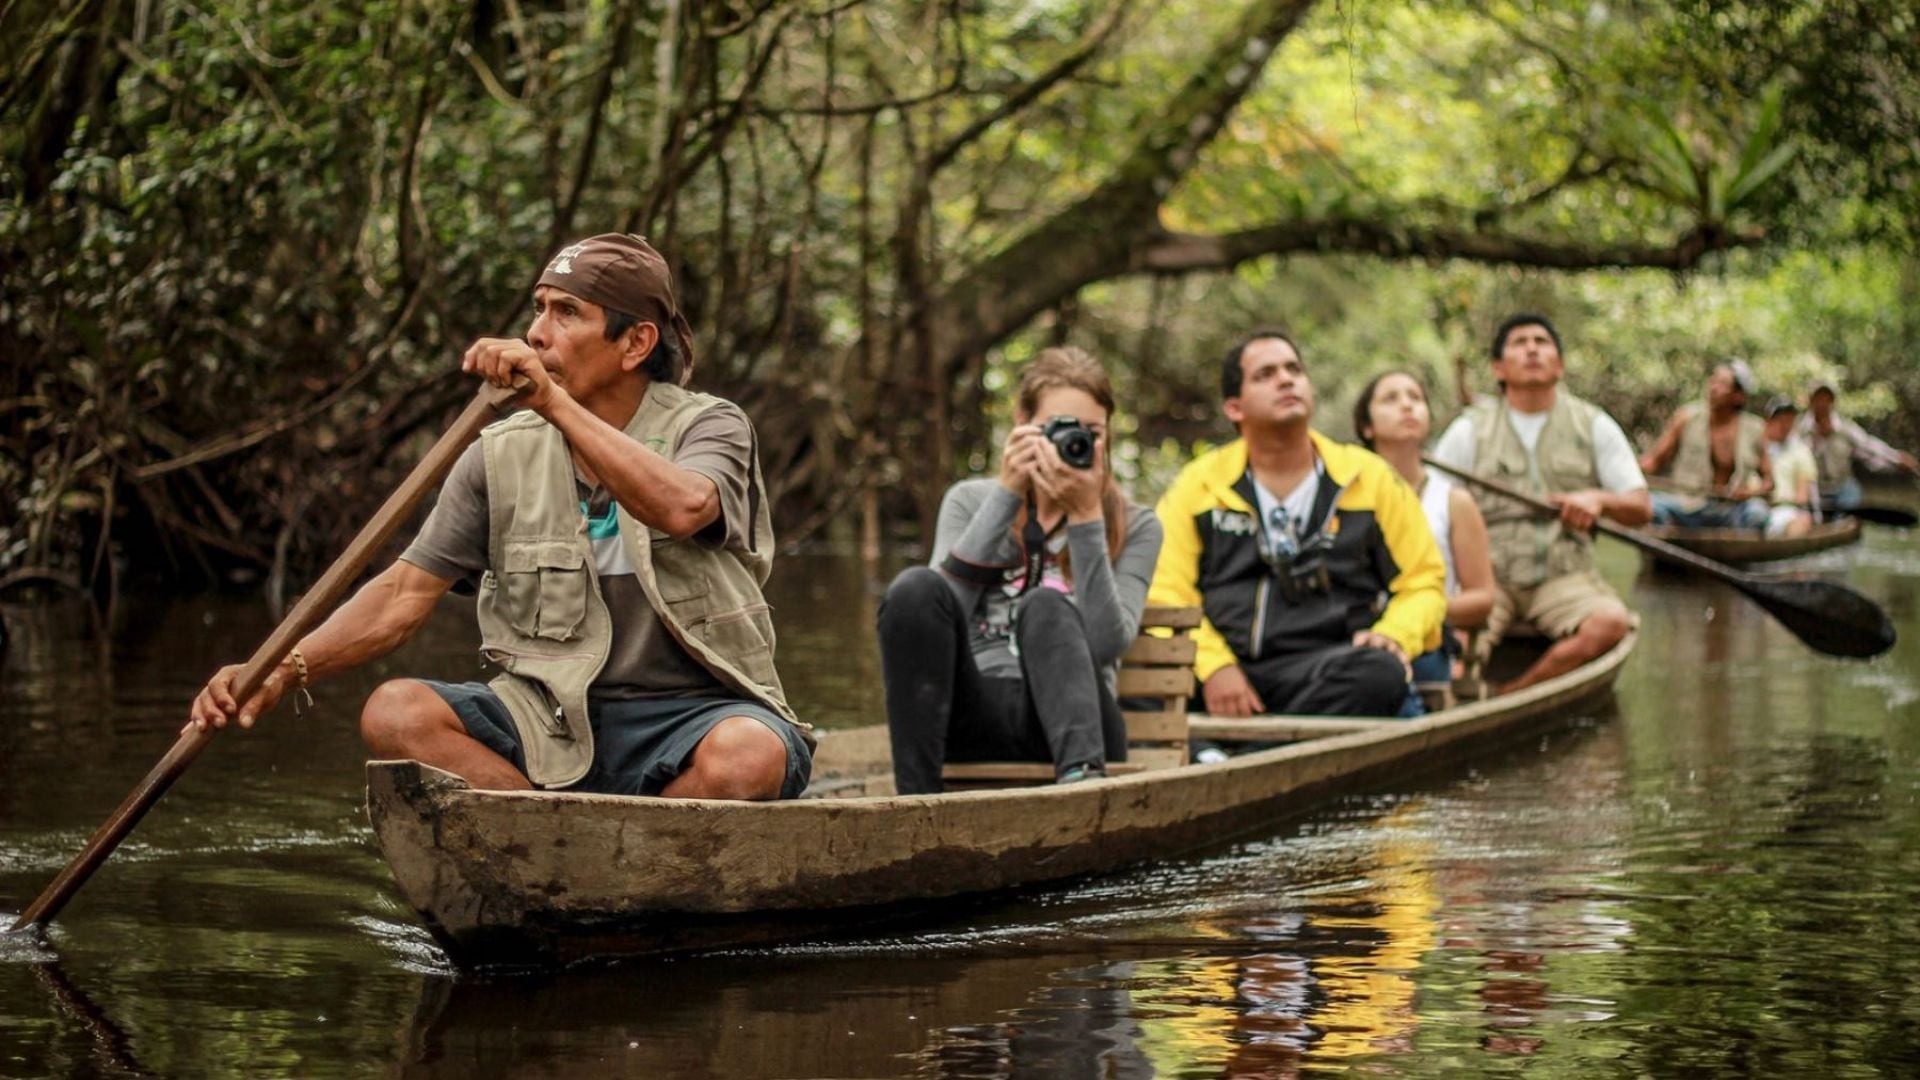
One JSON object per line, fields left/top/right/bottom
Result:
{"left": 4, "top": 0, "right": 1918, "bottom": 599}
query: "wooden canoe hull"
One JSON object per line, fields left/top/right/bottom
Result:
{"left": 366, "top": 634, "right": 1635, "bottom": 968}
{"left": 1643, "top": 517, "right": 1860, "bottom": 564}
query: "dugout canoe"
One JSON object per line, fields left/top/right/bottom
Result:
{"left": 366, "top": 633, "right": 1635, "bottom": 968}
{"left": 1642, "top": 516, "right": 1861, "bottom": 565}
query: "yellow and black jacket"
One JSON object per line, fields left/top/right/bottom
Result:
{"left": 1149, "top": 431, "right": 1446, "bottom": 684}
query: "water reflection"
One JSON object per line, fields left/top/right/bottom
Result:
{"left": 396, "top": 949, "right": 1168, "bottom": 1079}
{"left": 7, "top": 536, "right": 1920, "bottom": 1076}
{"left": 26, "top": 963, "right": 152, "bottom": 1079}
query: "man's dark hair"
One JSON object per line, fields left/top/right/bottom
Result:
{"left": 605, "top": 307, "right": 682, "bottom": 383}
{"left": 1490, "top": 313, "right": 1562, "bottom": 361}
{"left": 1221, "top": 327, "right": 1303, "bottom": 400}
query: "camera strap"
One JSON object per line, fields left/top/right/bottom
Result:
{"left": 1300, "top": 463, "right": 1339, "bottom": 540}
{"left": 937, "top": 491, "right": 1063, "bottom": 595}
{"left": 1019, "top": 491, "right": 1049, "bottom": 597}
{"left": 1254, "top": 458, "right": 1337, "bottom": 566}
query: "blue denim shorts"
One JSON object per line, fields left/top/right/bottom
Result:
{"left": 1397, "top": 649, "right": 1456, "bottom": 719}
{"left": 421, "top": 680, "right": 812, "bottom": 797}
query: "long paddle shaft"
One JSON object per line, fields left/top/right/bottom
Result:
{"left": 1424, "top": 457, "right": 1896, "bottom": 659}
{"left": 8, "top": 381, "right": 525, "bottom": 934}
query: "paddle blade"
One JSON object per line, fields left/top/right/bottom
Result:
{"left": 1846, "top": 505, "right": 1919, "bottom": 528}
{"left": 1738, "top": 576, "right": 1898, "bottom": 658}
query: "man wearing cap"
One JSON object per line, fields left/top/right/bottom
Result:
{"left": 188, "top": 234, "right": 812, "bottom": 801}
{"left": 1762, "top": 396, "right": 1819, "bottom": 538}
{"left": 1429, "top": 314, "right": 1648, "bottom": 694}
{"left": 1637, "top": 360, "right": 1773, "bottom": 530}
{"left": 1798, "top": 379, "right": 1920, "bottom": 512}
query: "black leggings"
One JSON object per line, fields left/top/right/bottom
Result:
{"left": 878, "top": 566, "right": 1126, "bottom": 795}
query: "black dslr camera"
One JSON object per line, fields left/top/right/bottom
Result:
{"left": 1270, "top": 530, "right": 1336, "bottom": 604}
{"left": 1274, "top": 534, "right": 1336, "bottom": 599}
{"left": 1041, "top": 416, "right": 1097, "bottom": 469}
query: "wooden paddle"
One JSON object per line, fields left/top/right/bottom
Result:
{"left": 1649, "top": 478, "right": 1918, "bottom": 527}
{"left": 6, "top": 380, "right": 525, "bottom": 936}
{"left": 1426, "top": 457, "right": 1897, "bottom": 660}
{"left": 1839, "top": 504, "right": 1919, "bottom": 528}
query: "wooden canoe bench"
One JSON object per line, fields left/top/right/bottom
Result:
{"left": 940, "top": 606, "right": 1200, "bottom": 787}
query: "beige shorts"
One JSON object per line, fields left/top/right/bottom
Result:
{"left": 1484, "top": 571, "right": 1629, "bottom": 647}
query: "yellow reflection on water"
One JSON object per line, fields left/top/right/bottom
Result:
{"left": 1129, "top": 800, "right": 1439, "bottom": 1073}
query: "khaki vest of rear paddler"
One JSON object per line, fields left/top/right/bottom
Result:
{"left": 1467, "top": 391, "right": 1601, "bottom": 589}
{"left": 473, "top": 380, "right": 798, "bottom": 789}
{"left": 1810, "top": 423, "right": 1856, "bottom": 491}
{"left": 1667, "top": 405, "right": 1764, "bottom": 510}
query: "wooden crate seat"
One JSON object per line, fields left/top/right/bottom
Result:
{"left": 941, "top": 606, "right": 1199, "bottom": 788}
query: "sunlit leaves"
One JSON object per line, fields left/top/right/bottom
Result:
{"left": 1627, "top": 80, "right": 1796, "bottom": 223}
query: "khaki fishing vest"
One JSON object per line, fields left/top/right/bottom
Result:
{"left": 1668, "top": 405, "right": 1764, "bottom": 508}
{"left": 1808, "top": 423, "right": 1856, "bottom": 491}
{"left": 473, "top": 381, "right": 798, "bottom": 788}
{"left": 1468, "top": 392, "right": 1601, "bottom": 588}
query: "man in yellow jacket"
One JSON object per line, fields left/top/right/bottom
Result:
{"left": 1149, "top": 329, "right": 1446, "bottom": 721}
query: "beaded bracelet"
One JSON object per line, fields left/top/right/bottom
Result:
{"left": 288, "top": 646, "right": 315, "bottom": 717}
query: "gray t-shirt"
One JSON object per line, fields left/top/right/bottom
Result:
{"left": 401, "top": 402, "right": 756, "bottom": 700}
{"left": 933, "top": 477, "right": 1163, "bottom": 688}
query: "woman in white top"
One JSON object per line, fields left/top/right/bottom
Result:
{"left": 1353, "top": 371, "right": 1497, "bottom": 701}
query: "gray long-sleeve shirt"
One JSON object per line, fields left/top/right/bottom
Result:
{"left": 931, "top": 477, "right": 1163, "bottom": 688}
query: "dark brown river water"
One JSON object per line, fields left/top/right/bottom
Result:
{"left": 6, "top": 535, "right": 1920, "bottom": 1078}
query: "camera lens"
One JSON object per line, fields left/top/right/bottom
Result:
{"left": 1063, "top": 432, "right": 1092, "bottom": 465}
{"left": 1043, "top": 416, "right": 1096, "bottom": 469}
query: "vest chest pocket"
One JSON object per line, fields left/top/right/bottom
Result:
{"left": 646, "top": 530, "right": 715, "bottom": 609}
{"left": 1544, "top": 439, "right": 1596, "bottom": 492}
{"left": 502, "top": 540, "right": 589, "bottom": 642}
{"left": 689, "top": 603, "right": 778, "bottom": 684}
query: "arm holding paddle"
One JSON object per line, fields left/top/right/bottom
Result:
{"left": 1837, "top": 415, "right": 1920, "bottom": 476}
{"left": 187, "top": 562, "right": 453, "bottom": 731}
{"left": 1563, "top": 415, "right": 1652, "bottom": 530}
{"left": 1736, "top": 443, "right": 1775, "bottom": 503}
{"left": 1426, "top": 456, "right": 1895, "bottom": 659}
{"left": 9, "top": 378, "right": 525, "bottom": 934}
{"left": 1550, "top": 487, "right": 1651, "bottom": 531}
{"left": 464, "top": 334, "right": 723, "bottom": 540}
{"left": 1637, "top": 406, "right": 1690, "bottom": 480}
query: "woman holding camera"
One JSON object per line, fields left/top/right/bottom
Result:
{"left": 1352, "top": 371, "right": 1496, "bottom": 710}
{"left": 879, "top": 347, "right": 1163, "bottom": 794}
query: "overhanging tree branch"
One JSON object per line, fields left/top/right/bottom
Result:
{"left": 929, "top": 0, "right": 1319, "bottom": 365}
{"left": 1133, "top": 218, "right": 1762, "bottom": 274}
{"left": 924, "top": 0, "right": 1135, "bottom": 176}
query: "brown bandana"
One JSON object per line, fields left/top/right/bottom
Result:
{"left": 535, "top": 233, "right": 697, "bottom": 385}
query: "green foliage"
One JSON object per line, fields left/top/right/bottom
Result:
{"left": 1631, "top": 81, "right": 1797, "bottom": 223}
{"left": 1, "top": 0, "right": 1912, "bottom": 584}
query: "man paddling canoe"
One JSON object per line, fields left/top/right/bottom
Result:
{"left": 1798, "top": 378, "right": 1920, "bottom": 513}
{"left": 1430, "top": 314, "right": 1650, "bottom": 695}
{"left": 1638, "top": 359, "right": 1773, "bottom": 531}
{"left": 188, "top": 234, "right": 812, "bottom": 800}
